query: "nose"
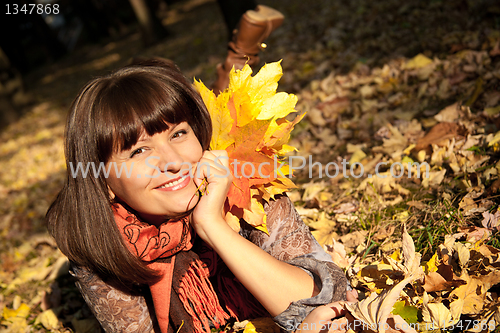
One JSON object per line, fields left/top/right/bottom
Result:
{"left": 157, "top": 142, "right": 184, "bottom": 175}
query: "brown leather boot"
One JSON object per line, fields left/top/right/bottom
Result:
{"left": 212, "top": 5, "right": 284, "bottom": 95}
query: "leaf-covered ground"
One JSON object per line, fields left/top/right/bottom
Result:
{"left": 1, "top": 0, "right": 500, "bottom": 332}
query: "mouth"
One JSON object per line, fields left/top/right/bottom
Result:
{"left": 155, "top": 174, "right": 191, "bottom": 191}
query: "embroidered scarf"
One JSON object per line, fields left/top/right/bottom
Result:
{"left": 113, "top": 203, "right": 231, "bottom": 333}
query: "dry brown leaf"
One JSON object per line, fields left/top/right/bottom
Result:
{"left": 480, "top": 271, "right": 500, "bottom": 291}
{"left": 333, "top": 201, "right": 360, "bottom": 214}
{"left": 302, "top": 181, "right": 328, "bottom": 202}
{"left": 422, "top": 261, "right": 466, "bottom": 293}
{"left": 372, "top": 124, "right": 408, "bottom": 156}
{"left": 309, "top": 212, "right": 339, "bottom": 246}
{"left": 373, "top": 225, "right": 396, "bottom": 242}
{"left": 434, "top": 103, "right": 460, "bottom": 123}
{"left": 482, "top": 210, "right": 500, "bottom": 231}
{"left": 345, "top": 275, "right": 417, "bottom": 333}
{"left": 476, "top": 243, "right": 500, "bottom": 264}
{"left": 307, "top": 108, "right": 327, "bottom": 126}
{"left": 413, "top": 122, "right": 465, "bottom": 156}
{"left": 421, "top": 169, "right": 446, "bottom": 188}
{"left": 358, "top": 174, "right": 410, "bottom": 196}
{"left": 402, "top": 225, "right": 418, "bottom": 276}
{"left": 404, "top": 54, "right": 434, "bottom": 69}
{"left": 316, "top": 96, "right": 350, "bottom": 119}
{"left": 324, "top": 239, "right": 351, "bottom": 269}
{"left": 422, "top": 292, "right": 459, "bottom": 329}
{"left": 449, "top": 274, "right": 486, "bottom": 315}
{"left": 313, "top": 128, "right": 338, "bottom": 147}
{"left": 454, "top": 242, "right": 471, "bottom": 267}
{"left": 340, "top": 230, "right": 368, "bottom": 253}
{"left": 453, "top": 226, "right": 492, "bottom": 242}
{"left": 34, "top": 309, "right": 60, "bottom": 330}
{"left": 459, "top": 196, "right": 479, "bottom": 216}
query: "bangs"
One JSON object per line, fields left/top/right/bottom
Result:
{"left": 94, "top": 72, "right": 197, "bottom": 162}
{"left": 69, "top": 59, "right": 212, "bottom": 166}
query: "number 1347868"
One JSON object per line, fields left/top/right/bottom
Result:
{"left": 6, "top": 4, "right": 59, "bottom": 15}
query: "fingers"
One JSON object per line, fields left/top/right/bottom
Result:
{"left": 190, "top": 151, "right": 232, "bottom": 223}
{"left": 297, "top": 302, "right": 349, "bottom": 333}
{"left": 330, "top": 302, "right": 347, "bottom": 318}
{"left": 193, "top": 150, "right": 231, "bottom": 186}
{"left": 346, "top": 289, "right": 359, "bottom": 302}
{"left": 189, "top": 151, "right": 234, "bottom": 238}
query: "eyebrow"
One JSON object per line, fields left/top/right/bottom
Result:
{"left": 133, "top": 122, "right": 181, "bottom": 144}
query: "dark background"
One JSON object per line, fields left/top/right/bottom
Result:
{"left": 1, "top": 0, "right": 499, "bottom": 129}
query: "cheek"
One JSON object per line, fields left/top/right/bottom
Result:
{"left": 192, "top": 140, "right": 204, "bottom": 160}
{"left": 106, "top": 178, "right": 125, "bottom": 199}
{"left": 107, "top": 175, "right": 138, "bottom": 200}
{"left": 195, "top": 145, "right": 203, "bottom": 160}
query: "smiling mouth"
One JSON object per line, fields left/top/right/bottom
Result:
{"left": 156, "top": 174, "right": 190, "bottom": 190}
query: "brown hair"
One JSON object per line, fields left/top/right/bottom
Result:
{"left": 46, "top": 58, "right": 212, "bottom": 287}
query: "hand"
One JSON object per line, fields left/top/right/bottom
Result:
{"left": 296, "top": 302, "right": 348, "bottom": 333}
{"left": 295, "top": 290, "right": 358, "bottom": 333}
{"left": 190, "top": 150, "right": 232, "bottom": 240}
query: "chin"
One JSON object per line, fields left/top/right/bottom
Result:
{"left": 166, "top": 196, "right": 200, "bottom": 219}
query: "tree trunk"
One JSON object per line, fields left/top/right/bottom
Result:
{"left": 128, "top": 0, "right": 168, "bottom": 46}
{"left": 0, "top": 47, "right": 33, "bottom": 129}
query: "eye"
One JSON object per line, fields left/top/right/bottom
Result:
{"left": 172, "top": 130, "right": 187, "bottom": 139}
{"left": 130, "top": 147, "right": 146, "bottom": 158}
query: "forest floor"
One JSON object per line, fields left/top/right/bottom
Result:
{"left": 1, "top": 0, "right": 500, "bottom": 332}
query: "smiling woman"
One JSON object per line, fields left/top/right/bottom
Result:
{"left": 106, "top": 122, "right": 204, "bottom": 226}
{"left": 46, "top": 57, "right": 212, "bottom": 288}
{"left": 45, "top": 57, "right": 354, "bottom": 333}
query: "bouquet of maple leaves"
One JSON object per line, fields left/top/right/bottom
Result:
{"left": 194, "top": 61, "right": 304, "bottom": 233}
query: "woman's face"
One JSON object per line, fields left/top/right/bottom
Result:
{"left": 106, "top": 122, "right": 203, "bottom": 225}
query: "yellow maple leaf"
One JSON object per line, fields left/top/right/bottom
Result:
{"left": 195, "top": 61, "right": 303, "bottom": 232}
{"left": 243, "top": 317, "right": 281, "bottom": 333}
{"left": 193, "top": 80, "right": 234, "bottom": 150}
{"left": 1, "top": 303, "right": 30, "bottom": 333}
{"left": 423, "top": 252, "right": 439, "bottom": 274}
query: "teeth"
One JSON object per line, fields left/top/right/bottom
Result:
{"left": 158, "top": 175, "right": 188, "bottom": 189}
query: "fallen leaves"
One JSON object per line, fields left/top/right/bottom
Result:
{"left": 1, "top": 303, "right": 30, "bottom": 333}
{"left": 289, "top": 31, "right": 500, "bottom": 333}
{"left": 2, "top": 1, "right": 500, "bottom": 332}
{"left": 338, "top": 226, "right": 500, "bottom": 333}
{"left": 35, "top": 309, "right": 61, "bottom": 331}
{"left": 482, "top": 210, "right": 500, "bottom": 232}
{"left": 413, "top": 121, "right": 464, "bottom": 155}
{"left": 344, "top": 226, "right": 423, "bottom": 333}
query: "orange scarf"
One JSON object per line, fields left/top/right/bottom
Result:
{"left": 113, "top": 203, "right": 231, "bottom": 333}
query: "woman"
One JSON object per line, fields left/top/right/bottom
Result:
{"left": 46, "top": 58, "right": 355, "bottom": 333}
